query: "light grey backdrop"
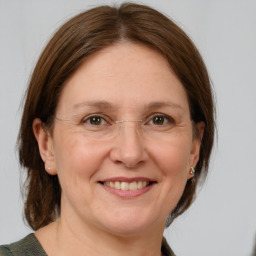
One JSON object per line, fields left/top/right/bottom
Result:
{"left": 0, "top": 0, "right": 256, "bottom": 255}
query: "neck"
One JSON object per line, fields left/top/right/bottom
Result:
{"left": 36, "top": 214, "right": 165, "bottom": 256}
{"left": 59, "top": 216, "right": 164, "bottom": 256}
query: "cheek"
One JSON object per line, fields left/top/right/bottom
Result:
{"left": 52, "top": 133, "right": 109, "bottom": 206}
{"left": 53, "top": 131, "right": 109, "bottom": 182}
{"left": 151, "top": 137, "right": 192, "bottom": 177}
{"left": 150, "top": 139, "right": 192, "bottom": 213}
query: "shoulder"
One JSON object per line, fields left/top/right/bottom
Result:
{"left": 0, "top": 246, "right": 12, "bottom": 256}
{"left": 0, "top": 234, "right": 47, "bottom": 256}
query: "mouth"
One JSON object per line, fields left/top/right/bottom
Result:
{"left": 99, "top": 180, "right": 155, "bottom": 191}
{"left": 98, "top": 178, "right": 157, "bottom": 198}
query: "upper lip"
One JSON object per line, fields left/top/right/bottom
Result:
{"left": 100, "top": 177, "right": 156, "bottom": 183}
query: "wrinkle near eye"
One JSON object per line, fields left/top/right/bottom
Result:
{"left": 58, "top": 101, "right": 189, "bottom": 126}
{"left": 83, "top": 116, "right": 106, "bottom": 126}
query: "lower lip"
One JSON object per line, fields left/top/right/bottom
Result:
{"left": 100, "top": 183, "right": 155, "bottom": 199}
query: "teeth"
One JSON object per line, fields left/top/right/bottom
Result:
{"left": 103, "top": 181, "right": 150, "bottom": 190}
{"left": 121, "top": 182, "right": 129, "bottom": 190}
{"left": 114, "top": 181, "right": 120, "bottom": 189}
{"left": 129, "top": 181, "right": 137, "bottom": 190}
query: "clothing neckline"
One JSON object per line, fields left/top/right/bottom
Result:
{"left": 2, "top": 233, "right": 175, "bottom": 256}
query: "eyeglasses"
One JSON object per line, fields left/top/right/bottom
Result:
{"left": 53, "top": 113, "right": 182, "bottom": 141}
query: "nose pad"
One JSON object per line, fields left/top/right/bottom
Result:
{"left": 109, "top": 121, "right": 146, "bottom": 168}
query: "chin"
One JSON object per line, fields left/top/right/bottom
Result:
{"left": 96, "top": 209, "right": 164, "bottom": 237}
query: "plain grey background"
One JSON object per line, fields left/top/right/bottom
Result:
{"left": 1, "top": 0, "right": 256, "bottom": 255}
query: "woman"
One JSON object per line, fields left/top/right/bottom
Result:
{"left": 0, "top": 3, "right": 214, "bottom": 256}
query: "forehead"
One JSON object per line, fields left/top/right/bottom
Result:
{"left": 56, "top": 42, "right": 190, "bottom": 115}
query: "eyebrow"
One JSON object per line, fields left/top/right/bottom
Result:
{"left": 72, "top": 101, "right": 115, "bottom": 110}
{"left": 145, "top": 101, "right": 184, "bottom": 111}
{"left": 72, "top": 100, "right": 184, "bottom": 111}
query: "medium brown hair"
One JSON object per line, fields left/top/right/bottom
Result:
{"left": 18, "top": 2, "right": 215, "bottom": 230}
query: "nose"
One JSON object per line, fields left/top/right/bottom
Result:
{"left": 109, "top": 122, "right": 147, "bottom": 168}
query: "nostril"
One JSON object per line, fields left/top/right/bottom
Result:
{"left": 109, "top": 128, "right": 147, "bottom": 168}
{"left": 109, "top": 148, "right": 146, "bottom": 169}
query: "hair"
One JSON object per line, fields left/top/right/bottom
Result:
{"left": 18, "top": 2, "right": 215, "bottom": 230}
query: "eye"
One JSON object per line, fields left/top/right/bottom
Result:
{"left": 152, "top": 116, "right": 166, "bottom": 125}
{"left": 82, "top": 115, "right": 107, "bottom": 126}
{"left": 147, "top": 114, "right": 175, "bottom": 126}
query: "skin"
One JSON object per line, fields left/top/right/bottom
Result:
{"left": 33, "top": 42, "right": 204, "bottom": 256}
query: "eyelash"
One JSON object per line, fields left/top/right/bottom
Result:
{"left": 81, "top": 115, "right": 109, "bottom": 126}
{"left": 146, "top": 114, "right": 175, "bottom": 126}
{"left": 81, "top": 113, "right": 175, "bottom": 126}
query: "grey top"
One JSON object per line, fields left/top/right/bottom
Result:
{"left": 0, "top": 234, "right": 175, "bottom": 256}
{"left": 0, "top": 234, "right": 47, "bottom": 256}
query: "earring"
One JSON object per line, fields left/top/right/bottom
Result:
{"left": 47, "top": 167, "right": 51, "bottom": 171}
{"left": 189, "top": 167, "right": 195, "bottom": 176}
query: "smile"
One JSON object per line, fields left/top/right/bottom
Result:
{"left": 103, "top": 181, "right": 150, "bottom": 191}
{"left": 98, "top": 178, "right": 156, "bottom": 198}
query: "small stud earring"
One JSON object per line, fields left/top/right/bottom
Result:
{"left": 189, "top": 167, "right": 195, "bottom": 176}
{"left": 47, "top": 167, "right": 51, "bottom": 171}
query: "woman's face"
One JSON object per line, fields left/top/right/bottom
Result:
{"left": 37, "top": 42, "right": 202, "bottom": 236}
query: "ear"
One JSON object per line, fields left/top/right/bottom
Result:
{"left": 188, "top": 121, "right": 205, "bottom": 179}
{"left": 33, "top": 118, "right": 57, "bottom": 175}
